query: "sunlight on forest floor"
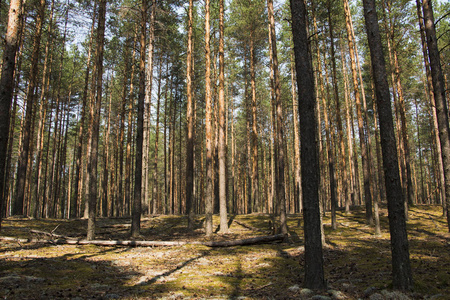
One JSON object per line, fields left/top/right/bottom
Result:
{"left": 0, "top": 205, "right": 449, "bottom": 299}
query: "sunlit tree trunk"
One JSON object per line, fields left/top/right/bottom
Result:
{"left": 185, "top": 0, "right": 195, "bottom": 229}
{"left": 87, "top": 0, "right": 106, "bottom": 240}
{"left": 218, "top": 0, "right": 228, "bottom": 233}
{"left": 101, "top": 81, "right": 112, "bottom": 217}
{"left": 328, "top": 2, "right": 347, "bottom": 213}
{"left": 142, "top": 0, "right": 156, "bottom": 216}
{"left": 73, "top": 2, "right": 96, "bottom": 219}
{"left": 342, "top": 0, "right": 373, "bottom": 224}
{"left": 125, "top": 28, "right": 138, "bottom": 217}
{"left": 290, "top": 50, "right": 301, "bottom": 213}
{"left": 152, "top": 54, "right": 162, "bottom": 215}
{"left": 269, "top": 0, "right": 287, "bottom": 235}
{"left": 33, "top": 0, "right": 55, "bottom": 219}
{"left": 13, "top": 0, "right": 46, "bottom": 216}
{"left": 204, "top": 0, "right": 213, "bottom": 236}
{"left": 117, "top": 36, "right": 131, "bottom": 217}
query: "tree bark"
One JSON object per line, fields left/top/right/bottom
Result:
{"left": 152, "top": 52, "right": 162, "bottom": 215}
{"left": 185, "top": 0, "right": 195, "bottom": 229}
{"left": 204, "top": 0, "right": 213, "bottom": 237}
{"left": 13, "top": 0, "right": 45, "bottom": 216}
{"left": 125, "top": 27, "right": 138, "bottom": 217}
{"left": 87, "top": 0, "right": 106, "bottom": 240}
{"left": 269, "top": 0, "right": 287, "bottom": 236}
{"left": 132, "top": 0, "right": 147, "bottom": 237}
{"left": 218, "top": 0, "right": 228, "bottom": 234}
{"left": 363, "top": 0, "right": 413, "bottom": 290}
{"left": 342, "top": 0, "right": 373, "bottom": 225}
{"left": 328, "top": 2, "right": 347, "bottom": 213}
{"left": 290, "top": 0, "right": 326, "bottom": 290}
{"left": 422, "top": 0, "right": 450, "bottom": 231}
{"left": 73, "top": 3, "right": 97, "bottom": 218}
{"left": 0, "top": 0, "right": 23, "bottom": 228}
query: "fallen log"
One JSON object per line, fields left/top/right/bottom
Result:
{"left": 98, "top": 224, "right": 131, "bottom": 229}
{"left": 0, "top": 233, "right": 286, "bottom": 247}
{"left": 202, "top": 234, "right": 286, "bottom": 247}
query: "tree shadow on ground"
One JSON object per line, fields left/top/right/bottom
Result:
{"left": 0, "top": 246, "right": 140, "bottom": 299}
{"left": 1, "top": 208, "right": 449, "bottom": 299}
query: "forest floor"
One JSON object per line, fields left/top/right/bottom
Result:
{"left": 0, "top": 205, "right": 449, "bottom": 300}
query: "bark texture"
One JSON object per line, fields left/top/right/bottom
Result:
{"left": 363, "top": 0, "right": 413, "bottom": 290}
{"left": 290, "top": 0, "right": 326, "bottom": 290}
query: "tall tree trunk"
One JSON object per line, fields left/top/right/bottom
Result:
{"left": 131, "top": 0, "right": 147, "bottom": 237}
{"left": 218, "top": 0, "right": 228, "bottom": 233}
{"left": 416, "top": 0, "right": 446, "bottom": 214}
{"left": 422, "top": 0, "right": 450, "bottom": 231}
{"left": 185, "top": 0, "right": 195, "bottom": 229}
{"left": 290, "top": 0, "right": 326, "bottom": 289}
{"left": 249, "top": 37, "right": 259, "bottom": 213}
{"left": 204, "top": 0, "right": 213, "bottom": 236}
{"left": 125, "top": 28, "right": 138, "bottom": 217}
{"left": 342, "top": 0, "right": 373, "bottom": 225}
{"left": 0, "top": 0, "right": 23, "bottom": 228}
{"left": 371, "top": 84, "right": 383, "bottom": 236}
{"left": 318, "top": 49, "right": 338, "bottom": 231}
{"left": 13, "top": 0, "right": 45, "bottom": 216}
{"left": 33, "top": 0, "right": 55, "bottom": 219}
{"left": 143, "top": 0, "right": 156, "bottom": 215}
{"left": 87, "top": 0, "right": 106, "bottom": 240}
{"left": 269, "top": 0, "right": 287, "bottom": 235}
{"left": 101, "top": 81, "right": 112, "bottom": 217}
{"left": 290, "top": 50, "right": 301, "bottom": 213}
{"left": 152, "top": 53, "right": 162, "bottom": 215}
{"left": 118, "top": 36, "right": 131, "bottom": 217}
{"left": 328, "top": 2, "right": 347, "bottom": 213}
{"left": 73, "top": 2, "right": 97, "bottom": 218}
{"left": 363, "top": 0, "right": 413, "bottom": 290}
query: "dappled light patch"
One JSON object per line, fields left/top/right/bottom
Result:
{"left": 0, "top": 205, "right": 448, "bottom": 298}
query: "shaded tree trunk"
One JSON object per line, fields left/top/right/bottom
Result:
{"left": 422, "top": 0, "right": 450, "bottom": 231}
{"left": 290, "top": 0, "right": 326, "bottom": 290}
{"left": 131, "top": 0, "right": 147, "bottom": 237}
{"left": 363, "top": 0, "right": 413, "bottom": 289}
{"left": 0, "top": 0, "right": 23, "bottom": 228}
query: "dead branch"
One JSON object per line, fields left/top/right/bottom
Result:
{"left": 233, "top": 220, "right": 271, "bottom": 233}
{"left": 29, "top": 229, "right": 75, "bottom": 239}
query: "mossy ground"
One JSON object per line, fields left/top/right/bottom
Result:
{"left": 0, "top": 205, "right": 449, "bottom": 299}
